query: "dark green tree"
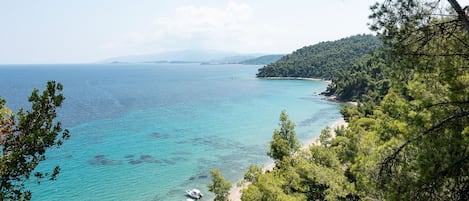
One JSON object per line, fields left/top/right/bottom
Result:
{"left": 363, "top": 0, "right": 469, "bottom": 200}
{"left": 268, "top": 111, "right": 300, "bottom": 162}
{"left": 0, "top": 81, "right": 70, "bottom": 200}
{"left": 207, "top": 169, "right": 232, "bottom": 201}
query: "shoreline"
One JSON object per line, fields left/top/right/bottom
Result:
{"left": 258, "top": 77, "right": 362, "bottom": 106}
{"left": 258, "top": 77, "right": 332, "bottom": 84}
{"left": 228, "top": 117, "right": 348, "bottom": 201}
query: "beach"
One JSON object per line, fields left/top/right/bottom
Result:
{"left": 259, "top": 77, "right": 332, "bottom": 84}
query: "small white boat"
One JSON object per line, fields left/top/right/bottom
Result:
{"left": 186, "top": 199, "right": 195, "bottom": 201}
{"left": 186, "top": 189, "right": 203, "bottom": 199}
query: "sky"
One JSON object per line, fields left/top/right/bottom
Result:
{"left": 0, "top": 0, "right": 380, "bottom": 64}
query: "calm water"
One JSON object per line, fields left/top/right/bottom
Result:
{"left": 0, "top": 63, "right": 341, "bottom": 201}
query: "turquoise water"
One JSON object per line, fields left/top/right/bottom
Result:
{"left": 0, "top": 64, "right": 341, "bottom": 201}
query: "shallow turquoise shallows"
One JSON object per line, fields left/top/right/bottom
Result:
{"left": 0, "top": 63, "right": 341, "bottom": 201}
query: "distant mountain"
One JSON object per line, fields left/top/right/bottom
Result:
{"left": 239, "top": 54, "right": 284, "bottom": 65}
{"left": 202, "top": 54, "right": 265, "bottom": 64}
{"left": 103, "top": 50, "right": 235, "bottom": 63}
{"left": 103, "top": 50, "right": 266, "bottom": 64}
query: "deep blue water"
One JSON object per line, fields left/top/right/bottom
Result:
{"left": 0, "top": 63, "right": 341, "bottom": 201}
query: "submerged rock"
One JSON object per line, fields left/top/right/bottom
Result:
{"left": 147, "top": 132, "right": 171, "bottom": 139}
{"left": 88, "top": 155, "right": 122, "bottom": 166}
{"left": 129, "top": 160, "right": 143, "bottom": 165}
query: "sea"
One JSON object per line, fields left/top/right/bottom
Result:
{"left": 0, "top": 63, "right": 341, "bottom": 201}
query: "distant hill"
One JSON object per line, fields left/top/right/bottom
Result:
{"left": 239, "top": 54, "right": 284, "bottom": 65}
{"left": 256, "top": 34, "right": 382, "bottom": 79}
{"left": 103, "top": 49, "right": 243, "bottom": 63}
{"left": 103, "top": 50, "right": 271, "bottom": 64}
{"left": 204, "top": 54, "right": 263, "bottom": 64}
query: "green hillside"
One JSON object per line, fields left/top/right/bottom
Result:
{"left": 256, "top": 34, "right": 382, "bottom": 79}
{"left": 239, "top": 54, "right": 284, "bottom": 65}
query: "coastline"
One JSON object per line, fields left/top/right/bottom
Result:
{"left": 258, "top": 77, "right": 362, "bottom": 106}
{"left": 258, "top": 77, "right": 332, "bottom": 84}
{"left": 228, "top": 117, "right": 348, "bottom": 201}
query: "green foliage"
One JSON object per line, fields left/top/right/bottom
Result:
{"left": 0, "top": 81, "right": 69, "bottom": 200}
{"left": 243, "top": 164, "right": 263, "bottom": 184}
{"left": 365, "top": 1, "right": 469, "bottom": 199}
{"left": 327, "top": 53, "right": 391, "bottom": 102}
{"left": 319, "top": 126, "right": 332, "bottom": 147}
{"left": 268, "top": 111, "right": 300, "bottom": 162}
{"left": 257, "top": 34, "right": 381, "bottom": 80}
{"left": 241, "top": 171, "right": 302, "bottom": 201}
{"left": 242, "top": 1, "right": 469, "bottom": 200}
{"left": 243, "top": 146, "right": 357, "bottom": 201}
{"left": 257, "top": 34, "right": 387, "bottom": 102}
{"left": 0, "top": 100, "right": 11, "bottom": 116}
{"left": 207, "top": 169, "right": 232, "bottom": 201}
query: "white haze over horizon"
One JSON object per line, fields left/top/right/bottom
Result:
{"left": 1, "top": 0, "right": 381, "bottom": 64}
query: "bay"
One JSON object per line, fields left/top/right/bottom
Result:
{"left": 0, "top": 63, "right": 341, "bottom": 201}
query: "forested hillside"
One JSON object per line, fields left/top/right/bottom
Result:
{"left": 235, "top": 1, "right": 469, "bottom": 201}
{"left": 239, "top": 55, "right": 284, "bottom": 65}
{"left": 256, "top": 34, "right": 382, "bottom": 79}
{"left": 323, "top": 53, "right": 390, "bottom": 102}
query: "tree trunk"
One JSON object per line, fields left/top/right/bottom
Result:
{"left": 447, "top": 0, "right": 469, "bottom": 34}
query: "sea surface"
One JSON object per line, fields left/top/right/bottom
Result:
{"left": 0, "top": 63, "right": 341, "bottom": 201}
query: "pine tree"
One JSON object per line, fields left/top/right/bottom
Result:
{"left": 1, "top": 81, "right": 70, "bottom": 200}
{"left": 268, "top": 111, "right": 300, "bottom": 162}
{"left": 207, "top": 169, "right": 232, "bottom": 201}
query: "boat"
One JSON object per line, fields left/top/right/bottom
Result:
{"left": 186, "top": 189, "right": 203, "bottom": 199}
{"left": 186, "top": 199, "right": 195, "bottom": 201}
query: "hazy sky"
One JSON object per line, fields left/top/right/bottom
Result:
{"left": 0, "top": 0, "right": 380, "bottom": 64}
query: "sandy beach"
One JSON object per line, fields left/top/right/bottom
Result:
{"left": 259, "top": 77, "right": 332, "bottom": 84}
{"left": 228, "top": 118, "right": 348, "bottom": 201}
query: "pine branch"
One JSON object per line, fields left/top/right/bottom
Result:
{"left": 425, "top": 101, "right": 469, "bottom": 108}
{"left": 379, "top": 111, "right": 469, "bottom": 183}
